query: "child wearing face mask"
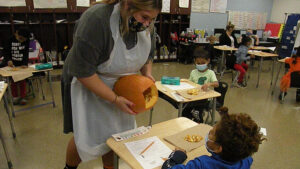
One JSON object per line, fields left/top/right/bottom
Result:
{"left": 234, "top": 35, "right": 255, "bottom": 87}
{"left": 162, "top": 107, "right": 265, "bottom": 169}
{"left": 181, "top": 48, "right": 219, "bottom": 123}
{"left": 189, "top": 48, "right": 219, "bottom": 90}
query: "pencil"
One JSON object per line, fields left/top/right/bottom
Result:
{"left": 139, "top": 141, "right": 155, "bottom": 156}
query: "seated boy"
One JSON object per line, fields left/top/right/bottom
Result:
{"left": 162, "top": 107, "right": 265, "bottom": 169}
{"left": 182, "top": 48, "right": 219, "bottom": 123}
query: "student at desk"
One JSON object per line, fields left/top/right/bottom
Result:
{"left": 162, "top": 107, "right": 265, "bottom": 169}
{"left": 2, "top": 27, "right": 30, "bottom": 105}
{"left": 279, "top": 47, "right": 300, "bottom": 100}
{"left": 234, "top": 36, "right": 255, "bottom": 87}
{"left": 184, "top": 48, "right": 219, "bottom": 123}
{"left": 246, "top": 29, "right": 259, "bottom": 46}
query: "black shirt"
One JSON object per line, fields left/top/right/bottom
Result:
{"left": 219, "top": 32, "right": 238, "bottom": 48}
{"left": 3, "top": 36, "right": 29, "bottom": 66}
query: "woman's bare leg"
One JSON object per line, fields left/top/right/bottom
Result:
{"left": 66, "top": 136, "right": 81, "bottom": 167}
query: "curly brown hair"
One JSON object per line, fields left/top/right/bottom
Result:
{"left": 215, "top": 107, "right": 266, "bottom": 162}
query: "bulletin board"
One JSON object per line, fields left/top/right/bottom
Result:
{"left": 279, "top": 14, "right": 300, "bottom": 58}
{"left": 228, "top": 11, "right": 267, "bottom": 30}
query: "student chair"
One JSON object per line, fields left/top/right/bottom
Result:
{"left": 280, "top": 71, "right": 300, "bottom": 103}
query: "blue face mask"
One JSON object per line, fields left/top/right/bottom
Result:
{"left": 246, "top": 32, "right": 252, "bottom": 36}
{"left": 292, "top": 49, "right": 297, "bottom": 55}
{"left": 196, "top": 64, "right": 207, "bottom": 71}
{"left": 205, "top": 133, "right": 216, "bottom": 154}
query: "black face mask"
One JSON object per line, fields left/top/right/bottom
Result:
{"left": 128, "top": 16, "right": 149, "bottom": 32}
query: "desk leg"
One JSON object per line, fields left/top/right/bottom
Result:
{"left": 256, "top": 57, "right": 263, "bottom": 88}
{"left": 0, "top": 125, "right": 13, "bottom": 169}
{"left": 3, "top": 92, "right": 16, "bottom": 138}
{"left": 149, "top": 108, "right": 153, "bottom": 126}
{"left": 113, "top": 153, "right": 119, "bottom": 169}
{"left": 271, "top": 62, "right": 283, "bottom": 95}
{"left": 220, "top": 51, "right": 226, "bottom": 79}
{"left": 38, "top": 77, "right": 46, "bottom": 100}
{"left": 48, "top": 71, "right": 56, "bottom": 107}
{"left": 211, "top": 98, "right": 216, "bottom": 125}
{"left": 178, "top": 103, "right": 183, "bottom": 117}
{"left": 270, "top": 58, "right": 275, "bottom": 86}
{"left": 6, "top": 77, "right": 15, "bottom": 117}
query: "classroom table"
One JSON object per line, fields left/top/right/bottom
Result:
{"left": 151, "top": 80, "right": 221, "bottom": 125}
{"left": 0, "top": 65, "right": 55, "bottom": 117}
{"left": 214, "top": 46, "right": 238, "bottom": 79}
{"left": 106, "top": 117, "right": 212, "bottom": 169}
{"left": 271, "top": 58, "right": 288, "bottom": 95}
{"left": 247, "top": 51, "right": 278, "bottom": 88}
{"left": 251, "top": 46, "right": 273, "bottom": 51}
{"left": 0, "top": 83, "right": 16, "bottom": 169}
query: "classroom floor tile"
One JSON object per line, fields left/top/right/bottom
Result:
{"left": 0, "top": 61, "right": 299, "bottom": 169}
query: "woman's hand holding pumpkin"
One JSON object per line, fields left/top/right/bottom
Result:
{"left": 114, "top": 95, "right": 137, "bottom": 115}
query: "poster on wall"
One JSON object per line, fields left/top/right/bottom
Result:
{"left": 77, "top": 0, "right": 90, "bottom": 7}
{"left": 179, "top": 0, "right": 189, "bottom": 8}
{"left": 33, "top": 0, "right": 67, "bottom": 8}
{"left": 192, "top": 0, "right": 210, "bottom": 13}
{"left": 228, "top": 11, "right": 267, "bottom": 30}
{"left": 0, "top": 0, "right": 26, "bottom": 7}
{"left": 210, "top": 0, "right": 227, "bottom": 13}
{"left": 161, "top": 0, "right": 170, "bottom": 13}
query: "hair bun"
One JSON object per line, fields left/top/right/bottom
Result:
{"left": 219, "top": 106, "right": 229, "bottom": 117}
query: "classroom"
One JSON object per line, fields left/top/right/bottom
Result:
{"left": 0, "top": 0, "right": 300, "bottom": 169}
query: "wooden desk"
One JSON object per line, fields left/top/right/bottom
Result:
{"left": 107, "top": 117, "right": 212, "bottom": 169}
{"left": 214, "top": 46, "right": 238, "bottom": 79}
{"left": 247, "top": 51, "right": 278, "bottom": 88}
{"left": 251, "top": 46, "right": 272, "bottom": 51}
{"left": 0, "top": 65, "right": 55, "bottom": 117}
{"left": 153, "top": 80, "right": 221, "bottom": 125}
{"left": 271, "top": 58, "right": 289, "bottom": 95}
{"left": 0, "top": 83, "right": 15, "bottom": 169}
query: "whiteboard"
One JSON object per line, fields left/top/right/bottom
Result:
{"left": 33, "top": 0, "right": 67, "bottom": 8}
{"left": 210, "top": 0, "right": 227, "bottom": 13}
{"left": 0, "top": 0, "right": 26, "bottom": 7}
{"left": 77, "top": 0, "right": 90, "bottom": 7}
{"left": 192, "top": 0, "right": 210, "bottom": 13}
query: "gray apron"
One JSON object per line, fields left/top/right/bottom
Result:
{"left": 70, "top": 3, "right": 151, "bottom": 161}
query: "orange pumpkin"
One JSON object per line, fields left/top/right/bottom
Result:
{"left": 113, "top": 74, "right": 158, "bottom": 113}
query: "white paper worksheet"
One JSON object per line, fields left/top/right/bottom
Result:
{"left": 125, "top": 136, "right": 172, "bottom": 169}
{"left": 163, "top": 82, "right": 195, "bottom": 91}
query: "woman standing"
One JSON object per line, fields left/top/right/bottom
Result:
{"left": 61, "top": 0, "right": 161, "bottom": 168}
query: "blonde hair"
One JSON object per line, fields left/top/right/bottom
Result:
{"left": 226, "top": 21, "right": 235, "bottom": 31}
{"left": 94, "top": 0, "right": 162, "bottom": 36}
